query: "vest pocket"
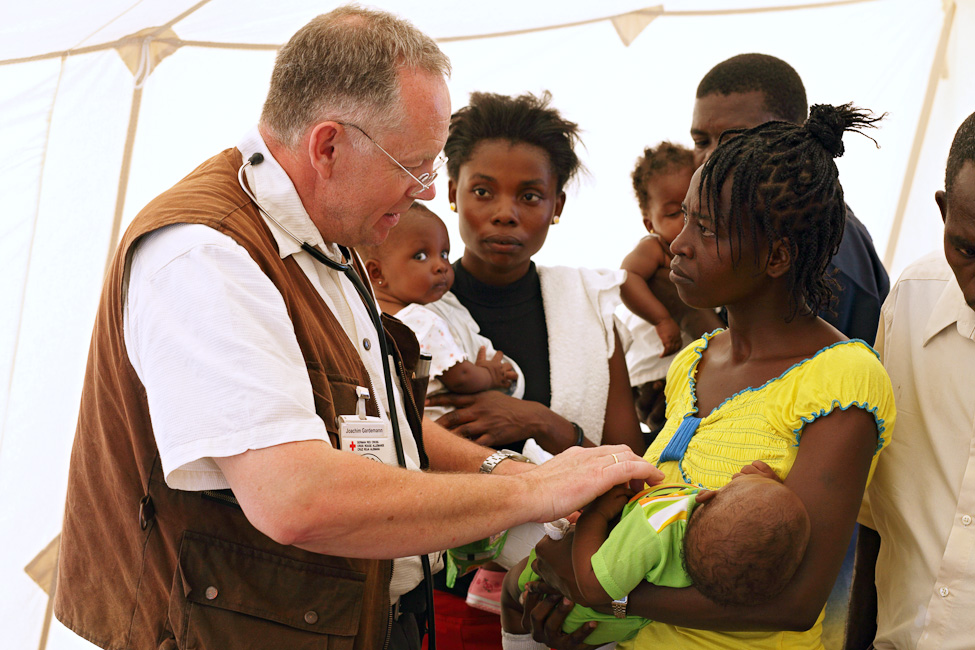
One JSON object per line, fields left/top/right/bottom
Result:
{"left": 169, "top": 531, "right": 364, "bottom": 649}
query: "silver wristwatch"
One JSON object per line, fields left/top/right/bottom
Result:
{"left": 611, "top": 595, "right": 628, "bottom": 618}
{"left": 479, "top": 449, "right": 532, "bottom": 474}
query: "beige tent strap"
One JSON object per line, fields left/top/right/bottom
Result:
{"left": 103, "top": 86, "right": 143, "bottom": 280}
{"left": 436, "top": 0, "right": 882, "bottom": 43}
{"left": 0, "top": 0, "right": 213, "bottom": 67}
{"left": 2, "top": 0, "right": 886, "bottom": 66}
{"left": 884, "top": 0, "right": 956, "bottom": 268}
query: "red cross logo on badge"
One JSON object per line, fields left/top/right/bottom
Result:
{"left": 349, "top": 440, "right": 357, "bottom": 451}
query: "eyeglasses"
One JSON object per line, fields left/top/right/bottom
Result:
{"left": 337, "top": 121, "right": 447, "bottom": 198}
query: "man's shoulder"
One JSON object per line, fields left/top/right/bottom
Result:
{"left": 893, "top": 250, "right": 953, "bottom": 285}
{"left": 885, "top": 251, "right": 953, "bottom": 310}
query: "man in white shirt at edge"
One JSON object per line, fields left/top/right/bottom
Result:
{"left": 54, "top": 6, "right": 659, "bottom": 650}
{"left": 845, "top": 111, "right": 975, "bottom": 650}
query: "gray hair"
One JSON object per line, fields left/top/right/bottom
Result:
{"left": 260, "top": 5, "right": 451, "bottom": 148}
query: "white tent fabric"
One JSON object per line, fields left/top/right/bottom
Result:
{"left": 1, "top": 1, "right": 973, "bottom": 647}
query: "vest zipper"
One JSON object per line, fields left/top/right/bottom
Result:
{"left": 201, "top": 489, "right": 241, "bottom": 509}
{"left": 382, "top": 562, "right": 395, "bottom": 650}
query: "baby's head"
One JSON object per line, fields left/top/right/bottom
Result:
{"left": 683, "top": 475, "right": 810, "bottom": 607}
{"left": 631, "top": 142, "right": 695, "bottom": 245}
{"left": 361, "top": 203, "right": 454, "bottom": 308}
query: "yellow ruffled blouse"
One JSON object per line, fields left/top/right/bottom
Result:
{"left": 621, "top": 329, "right": 895, "bottom": 650}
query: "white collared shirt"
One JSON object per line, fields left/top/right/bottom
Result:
{"left": 859, "top": 251, "right": 975, "bottom": 650}
{"left": 124, "top": 127, "right": 430, "bottom": 601}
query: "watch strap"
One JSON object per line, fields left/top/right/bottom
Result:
{"left": 479, "top": 450, "right": 531, "bottom": 474}
{"left": 611, "top": 595, "right": 628, "bottom": 619}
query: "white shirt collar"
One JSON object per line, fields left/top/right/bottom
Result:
{"left": 236, "top": 127, "right": 345, "bottom": 263}
{"left": 923, "top": 268, "right": 975, "bottom": 345}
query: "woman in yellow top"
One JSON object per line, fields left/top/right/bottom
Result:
{"left": 524, "top": 103, "right": 895, "bottom": 650}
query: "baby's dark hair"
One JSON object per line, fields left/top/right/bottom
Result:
{"left": 946, "top": 111, "right": 975, "bottom": 197}
{"left": 683, "top": 481, "right": 811, "bottom": 607}
{"left": 357, "top": 202, "right": 443, "bottom": 262}
{"left": 697, "top": 53, "right": 808, "bottom": 124}
{"left": 699, "top": 103, "right": 884, "bottom": 320}
{"left": 631, "top": 142, "right": 695, "bottom": 215}
{"left": 444, "top": 91, "right": 583, "bottom": 192}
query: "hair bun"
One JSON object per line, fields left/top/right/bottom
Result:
{"left": 805, "top": 104, "right": 847, "bottom": 158}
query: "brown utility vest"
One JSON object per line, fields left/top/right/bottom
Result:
{"left": 55, "top": 148, "right": 427, "bottom": 650}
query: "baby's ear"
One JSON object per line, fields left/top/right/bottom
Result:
{"left": 364, "top": 260, "right": 384, "bottom": 285}
{"left": 695, "top": 489, "right": 717, "bottom": 504}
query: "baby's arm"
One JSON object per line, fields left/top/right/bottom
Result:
{"left": 571, "top": 484, "right": 633, "bottom": 606}
{"left": 439, "top": 346, "right": 516, "bottom": 394}
{"left": 620, "top": 239, "right": 682, "bottom": 356}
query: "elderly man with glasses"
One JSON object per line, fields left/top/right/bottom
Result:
{"left": 54, "top": 6, "right": 659, "bottom": 650}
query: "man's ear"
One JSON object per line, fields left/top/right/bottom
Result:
{"left": 766, "top": 237, "right": 794, "bottom": 279}
{"left": 364, "top": 259, "right": 385, "bottom": 286}
{"left": 936, "top": 189, "right": 948, "bottom": 224}
{"left": 308, "top": 122, "right": 342, "bottom": 180}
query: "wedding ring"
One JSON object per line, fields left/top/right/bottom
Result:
{"left": 612, "top": 453, "right": 620, "bottom": 465}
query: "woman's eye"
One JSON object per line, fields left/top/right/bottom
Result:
{"left": 522, "top": 192, "right": 541, "bottom": 203}
{"left": 699, "top": 224, "right": 716, "bottom": 238}
{"left": 413, "top": 251, "right": 428, "bottom": 261}
{"left": 472, "top": 187, "right": 490, "bottom": 198}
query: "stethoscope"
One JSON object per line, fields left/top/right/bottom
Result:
{"left": 239, "top": 152, "right": 438, "bottom": 644}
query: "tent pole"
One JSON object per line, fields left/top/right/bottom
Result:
{"left": 883, "top": 0, "right": 956, "bottom": 269}
{"left": 103, "top": 86, "right": 143, "bottom": 278}
{"left": 37, "top": 563, "right": 58, "bottom": 650}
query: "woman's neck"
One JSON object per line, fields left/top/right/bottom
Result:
{"left": 723, "top": 301, "right": 836, "bottom": 363}
{"left": 459, "top": 252, "right": 531, "bottom": 287}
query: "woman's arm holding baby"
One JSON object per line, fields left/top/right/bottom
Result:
{"left": 531, "top": 407, "right": 878, "bottom": 632}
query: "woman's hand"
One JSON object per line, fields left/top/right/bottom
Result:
{"left": 429, "top": 390, "right": 566, "bottom": 449}
{"left": 530, "top": 528, "right": 584, "bottom": 603}
{"left": 521, "top": 583, "right": 599, "bottom": 650}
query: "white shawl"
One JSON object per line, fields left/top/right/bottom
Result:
{"left": 538, "top": 266, "right": 624, "bottom": 445}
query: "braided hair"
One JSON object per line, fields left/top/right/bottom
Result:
{"left": 699, "top": 103, "right": 883, "bottom": 320}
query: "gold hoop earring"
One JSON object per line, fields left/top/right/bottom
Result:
{"left": 552, "top": 215, "right": 560, "bottom": 224}
{"left": 449, "top": 202, "right": 457, "bottom": 212}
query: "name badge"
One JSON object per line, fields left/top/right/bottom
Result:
{"left": 337, "top": 386, "right": 391, "bottom": 463}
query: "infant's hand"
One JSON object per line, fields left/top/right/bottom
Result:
{"left": 655, "top": 318, "right": 683, "bottom": 357}
{"left": 581, "top": 483, "right": 634, "bottom": 523}
{"left": 733, "top": 460, "right": 781, "bottom": 482}
{"left": 475, "top": 346, "right": 514, "bottom": 389}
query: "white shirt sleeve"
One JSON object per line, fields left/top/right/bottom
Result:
{"left": 124, "top": 223, "right": 330, "bottom": 491}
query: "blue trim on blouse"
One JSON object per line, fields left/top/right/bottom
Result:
{"left": 793, "top": 399, "right": 888, "bottom": 454}
{"left": 659, "top": 415, "right": 702, "bottom": 463}
{"left": 660, "top": 332, "right": 886, "bottom": 482}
